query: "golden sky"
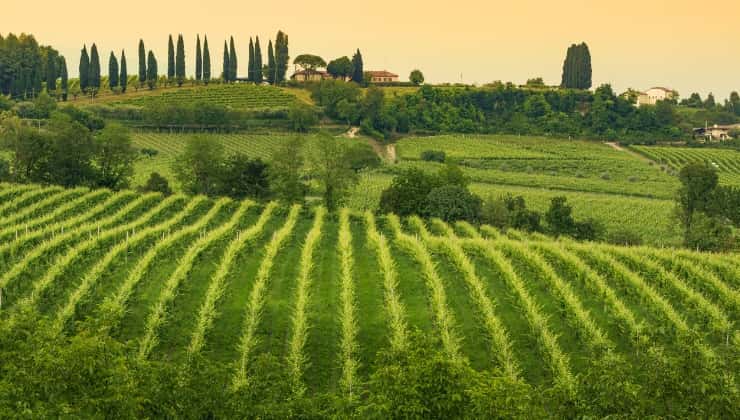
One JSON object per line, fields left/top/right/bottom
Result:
{"left": 3, "top": 0, "right": 739, "bottom": 98}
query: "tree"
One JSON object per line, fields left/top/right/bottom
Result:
{"left": 139, "top": 172, "right": 172, "bottom": 195}
{"left": 138, "top": 40, "right": 146, "bottom": 88}
{"left": 108, "top": 52, "right": 119, "bottom": 91}
{"left": 704, "top": 93, "right": 716, "bottom": 109}
{"left": 195, "top": 35, "right": 202, "bottom": 82}
{"left": 266, "top": 40, "right": 276, "bottom": 85}
{"left": 560, "top": 42, "right": 592, "bottom": 89}
{"left": 248, "top": 38, "right": 255, "bottom": 82}
{"left": 351, "top": 49, "right": 364, "bottom": 83}
{"left": 46, "top": 113, "right": 97, "bottom": 187}
{"left": 423, "top": 185, "right": 481, "bottom": 222}
{"left": 409, "top": 69, "right": 424, "bottom": 85}
{"left": 175, "top": 34, "right": 185, "bottom": 87}
{"left": 327, "top": 56, "right": 352, "bottom": 79}
{"left": 173, "top": 135, "right": 225, "bottom": 196}
{"left": 167, "top": 35, "right": 175, "bottom": 84}
{"left": 379, "top": 168, "right": 441, "bottom": 216}
{"left": 219, "top": 155, "right": 270, "bottom": 199}
{"left": 253, "top": 37, "right": 263, "bottom": 83}
{"left": 229, "top": 36, "right": 237, "bottom": 81}
{"left": 222, "top": 41, "right": 230, "bottom": 82}
{"left": 676, "top": 162, "right": 719, "bottom": 233}
{"left": 288, "top": 104, "right": 318, "bottom": 132}
{"left": 119, "top": 50, "right": 127, "bottom": 93}
{"left": 94, "top": 123, "right": 136, "bottom": 189}
{"left": 293, "top": 54, "right": 326, "bottom": 77}
{"left": 344, "top": 142, "right": 381, "bottom": 172}
{"left": 59, "top": 56, "right": 68, "bottom": 101}
{"left": 203, "top": 36, "right": 211, "bottom": 84}
{"left": 79, "top": 45, "right": 89, "bottom": 93}
{"left": 45, "top": 52, "right": 56, "bottom": 92}
{"left": 88, "top": 44, "right": 101, "bottom": 95}
{"left": 309, "top": 134, "right": 357, "bottom": 212}
{"left": 275, "top": 31, "right": 289, "bottom": 83}
{"left": 684, "top": 212, "right": 735, "bottom": 252}
{"left": 146, "top": 51, "right": 158, "bottom": 90}
{"left": 269, "top": 137, "right": 307, "bottom": 203}
{"left": 546, "top": 196, "right": 575, "bottom": 236}
{"left": 523, "top": 94, "right": 551, "bottom": 118}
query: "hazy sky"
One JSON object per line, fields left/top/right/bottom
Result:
{"left": 3, "top": 0, "right": 739, "bottom": 98}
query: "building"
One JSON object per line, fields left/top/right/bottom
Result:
{"left": 635, "top": 87, "right": 678, "bottom": 107}
{"left": 693, "top": 124, "right": 740, "bottom": 142}
{"left": 367, "top": 70, "right": 399, "bottom": 83}
{"left": 291, "top": 70, "right": 331, "bottom": 82}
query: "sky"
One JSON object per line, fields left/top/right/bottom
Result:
{"left": 3, "top": 0, "right": 739, "bottom": 99}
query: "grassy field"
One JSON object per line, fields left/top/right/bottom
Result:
{"left": 630, "top": 145, "right": 740, "bottom": 186}
{"left": 0, "top": 184, "right": 736, "bottom": 410}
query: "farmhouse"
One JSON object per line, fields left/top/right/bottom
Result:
{"left": 291, "top": 70, "right": 331, "bottom": 82}
{"left": 367, "top": 70, "right": 399, "bottom": 83}
{"left": 693, "top": 123, "right": 740, "bottom": 142}
{"left": 635, "top": 87, "right": 678, "bottom": 107}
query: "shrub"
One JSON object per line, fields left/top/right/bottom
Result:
{"left": 379, "top": 168, "right": 440, "bottom": 216}
{"left": 420, "top": 150, "right": 446, "bottom": 163}
{"left": 140, "top": 148, "right": 159, "bottom": 158}
{"left": 344, "top": 142, "right": 381, "bottom": 172}
{"left": 288, "top": 105, "right": 319, "bottom": 132}
{"left": 423, "top": 185, "right": 482, "bottom": 222}
{"left": 138, "top": 172, "right": 172, "bottom": 196}
{"left": 684, "top": 213, "right": 736, "bottom": 252}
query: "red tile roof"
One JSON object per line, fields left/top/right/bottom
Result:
{"left": 367, "top": 70, "right": 398, "bottom": 78}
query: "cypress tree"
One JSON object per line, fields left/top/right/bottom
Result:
{"left": 176, "top": 34, "right": 185, "bottom": 86}
{"left": 561, "top": 42, "right": 592, "bottom": 90}
{"left": 580, "top": 43, "right": 592, "bottom": 90}
{"left": 89, "top": 44, "right": 101, "bottom": 93}
{"left": 60, "top": 56, "right": 68, "bottom": 101}
{"left": 254, "top": 36, "right": 263, "bottom": 83}
{"left": 167, "top": 35, "right": 175, "bottom": 84}
{"left": 275, "top": 31, "right": 289, "bottom": 83}
{"left": 248, "top": 38, "right": 255, "bottom": 82}
{"left": 195, "top": 35, "right": 202, "bottom": 82}
{"left": 267, "top": 40, "right": 276, "bottom": 85}
{"left": 147, "top": 50, "right": 158, "bottom": 89}
{"left": 222, "top": 41, "right": 230, "bottom": 82}
{"left": 108, "top": 51, "right": 119, "bottom": 90}
{"left": 120, "top": 50, "right": 128, "bottom": 93}
{"left": 229, "top": 36, "right": 237, "bottom": 81}
{"left": 203, "top": 36, "right": 211, "bottom": 84}
{"left": 351, "top": 49, "right": 363, "bottom": 83}
{"left": 138, "top": 40, "right": 146, "bottom": 88}
{"left": 79, "top": 45, "right": 89, "bottom": 93}
{"left": 46, "top": 53, "right": 57, "bottom": 92}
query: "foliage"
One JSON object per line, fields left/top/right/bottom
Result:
{"left": 288, "top": 104, "right": 319, "bottom": 132}
{"left": 327, "top": 56, "right": 353, "bottom": 79}
{"left": 351, "top": 49, "right": 363, "bottom": 83}
{"left": 420, "top": 149, "right": 445, "bottom": 162}
{"left": 379, "top": 168, "right": 442, "bottom": 216}
{"left": 219, "top": 154, "right": 270, "bottom": 199}
{"left": 138, "top": 172, "right": 172, "bottom": 195}
{"left": 268, "top": 137, "right": 308, "bottom": 203}
{"left": 684, "top": 212, "right": 736, "bottom": 252}
{"left": 309, "top": 134, "right": 358, "bottom": 211}
{"left": 94, "top": 123, "right": 136, "bottom": 189}
{"left": 423, "top": 185, "right": 481, "bottom": 222}
{"left": 409, "top": 69, "right": 424, "bottom": 86}
{"left": 173, "top": 135, "right": 225, "bottom": 196}
{"left": 344, "top": 142, "right": 381, "bottom": 172}
{"left": 561, "top": 42, "right": 592, "bottom": 89}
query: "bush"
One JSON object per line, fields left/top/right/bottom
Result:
{"left": 344, "top": 142, "right": 381, "bottom": 172}
{"left": 420, "top": 150, "right": 446, "bottom": 163}
{"left": 288, "top": 104, "right": 319, "bottom": 132}
{"left": 684, "top": 213, "right": 736, "bottom": 252}
{"left": 140, "top": 148, "right": 159, "bottom": 158}
{"left": 423, "top": 185, "right": 482, "bottom": 222}
{"left": 379, "top": 168, "right": 440, "bottom": 216}
{"left": 138, "top": 172, "right": 172, "bottom": 196}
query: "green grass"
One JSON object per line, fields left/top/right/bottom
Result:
{"left": 0, "top": 185, "right": 737, "bottom": 406}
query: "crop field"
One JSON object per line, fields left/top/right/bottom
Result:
{"left": 0, "top": 183, "right": 737, "bottom": 408}
{"left": 631, "top": 145, "right": 740, "bottom": 186}
{"left": 111, "top": 84, "right": 300, "bottom": 110}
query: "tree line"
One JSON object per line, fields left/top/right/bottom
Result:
{"left": 0, "top": 33, "right": 68, "bottom": 100}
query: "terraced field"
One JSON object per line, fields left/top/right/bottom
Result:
{"left": 112, "top": 84, "right": 300, "bottom": 110}
{"left": 631, "top": 145, "right": 740, "bottom": 186}
{"left": 0, "top": 183, "right": 737, "bottom": 412}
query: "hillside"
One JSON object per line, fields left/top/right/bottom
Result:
{"left": 0, "top": 183, "right": 737, "bottom": 415}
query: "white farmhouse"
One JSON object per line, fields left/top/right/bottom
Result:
{"left": 635, "top": 87, "right": 677, "bottom": 107}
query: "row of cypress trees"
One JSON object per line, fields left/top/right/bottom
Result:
{"left": 223, "top": 31, "right": 289, "bottom": 84}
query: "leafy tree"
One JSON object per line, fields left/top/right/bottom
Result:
{"left": 327, "top": 57, "right": 352, "bottom": 79}
{"left": 480, "top": 194, "right": 542, "bottom": 232}
{"left": 253, "top": 37, "right": 263, "bottom": 83}
{"left": 676, "top": 162, "right": 719, "bottom": 232}
{"left": 202, "top": 36, "right": 211, "bottom": 84}
{"left": 94, "top": 123, "right": 136, "bottom": 189}
{"left": 167, "top": 35, "right": 175, "bottom": 83}
{"left": 424, "top": 185, "right": 481, "bottom": 222}
{"left": 119, "top": 50, "right": 127, "bottom": 93}
{"left": 176, "top": 34, "right": 185, "bottom": 86}
{"left": 46, "top": 112, "right": 97, "bottom": 186}
{"left": 379, "top": 168, "right": 441, "bottom": 216}
{"left": 79, "top": 45, "right": 90, "bottom": 93}
{"left": 275, "top": 31, "right": 289, "bottom": 83}
{"left": 704, "top": 93, "right": 716, "bottom": 109}
{"left": 173, "top": 135, "right": 225, "bottom": 196}
{"left": 138, "top": 40, "right": 146, "bottom": 88}
{"left": 420, "top": 150, "right": 445, "bottom": 162}
{"left": 266, "top": 40, "right": 276, "bottom": 85}
{"left": 344, "top": 142, "right": 381, "bottom": 171}
{"left": 139, "top": 172, "right": 172, "bottom": 195}
{"left": 546, "top": 196, "right": 574, "bottom": 236}
{"left": 59, "top": 56, "right": 68, "bottom": 100}
{"left": 146, "top": 51, "right": 158, "bottom": 90}
{"left": 684, "top": 212, "right": 735, "bottom": 252}
{"left": 288, "top": 104, "right": 319, "bottom": 132}
{"left": 195, "top": 35, "right": 202, "bottom": 82}
{"left": 526, "top": 77, "right": 545, "bottom": 87}
{"left": 219, "top": 155, "right": 270, "bottom": 199}
{"left": 523, "top": 94, "right": 551, "bottom": 118}
{"left": 229, "top": 36, "right": 237, "bottom": 81}
{"left": 268, "top": 137, "right": 307, "bottom": 203}
{"left": 309, "top": 133, "right": 357, "bottom": 211}
{"left": 294, "top": 54, "right": 326, "bottom": 77}
{"left": 409, "top": 69, "right": 424, "bottom": 85}
{"left": 89, "top": 44, "right": 101, "bottom": 95}
{"left": 108, "top": 52, "right": 119, "bottom": 91}
{"left": 309, "top": 79, "right": 361, "bottom": 119}
{"left": 351, "top": 49, "right": 363, "bottom": 83}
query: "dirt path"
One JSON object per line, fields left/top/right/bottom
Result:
{"left": 344, "top": 127, "right": 398, "bottom": 162}
{"left": 386, "top": 144, "right": 397, "bottom": 162}
{"left": 605, "top": 142, "right": 655, "bottom": 164}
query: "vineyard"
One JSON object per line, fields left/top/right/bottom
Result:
{"left": 0, "top": 183, "right": 737, "bottom": 415}
{"left": 111, "top": 84, "right": 301, "bottom": 110}
{"left": 631, "top": 145, "right": 740, "bottom": 186}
